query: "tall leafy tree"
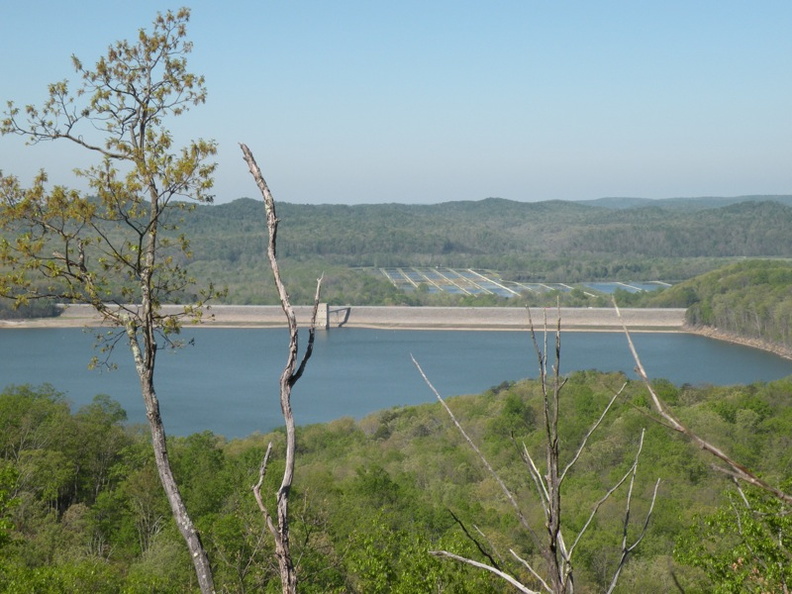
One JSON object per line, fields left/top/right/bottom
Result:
{"left": 0, "top": 8, "right": 219, "bottom": 592}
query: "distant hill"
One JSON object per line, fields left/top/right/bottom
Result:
{"left": 186, "top": 196, "right": 792, "bottom": 264}
{"left": 578, "top": 195, "right": 792, "bottom": 211}
{"left": 171, "top": 195, "right": 792, "bottom": 304}
{"left": 5, "top": 194, "right": 791, "bottom": 306}
{"left": 650, "top": 259, "right": 792, "bottom": 354}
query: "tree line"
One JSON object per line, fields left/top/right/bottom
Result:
{"left": 6, "top": 187, "right": 790, "bottom": 310}
{"left": 183, "top": 197, "right": 792, "bottom": 266}
{"left": 1, "top": 372, "right": 791, "bottom": 592}
{"left": 174, "top": 197, "right": 792, "bottom": 304}
{"left": 616, "top": 259, "right": 792, "bottom": 352}
{"left": 15, "top": 193, "right": 768, "bottom": 308}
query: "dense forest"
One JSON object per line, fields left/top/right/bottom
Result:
{"left": 653, "top": 259, "right": 792, "bottom": 351}
{"left": 178, "top": 195, "right": 792, "bottom": 305}
{"left": 3, "top": 195, "right": 792, "bottom": 311}
{"left": 185, "top": 195, "right": 792, "bottom": 267}
{"left": 2, "top": 370, "right": 791, "bottom": 592}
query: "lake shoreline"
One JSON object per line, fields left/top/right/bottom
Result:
{"left": 5, "top": 323, "right": 791, "bottom": 437}
{"left": 685, "top": 325, "right": 792, "bottom": 362}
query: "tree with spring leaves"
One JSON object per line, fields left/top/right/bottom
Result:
{"left": 0, "top": 8, "right": 220, "bottom": 592}
{"left": 675, "top": 479, "right": 792, "bottom": 593}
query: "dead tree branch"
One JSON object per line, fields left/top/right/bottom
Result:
{"left": 411, "top": 356, "right": 541, "bottom": 547}
{"left": 242, "top": 143, "right": 322, "bottom": 594}
{"left": 252, "top": 442, "right": 276, "bottom": 533}
{"left": 447, "top": 510, "right": 504, "bottom": 572}
{"left": 418, "top": 308, "right": 658, "bottom": 593}
{"left": 430, "top": 549, "right": 542, "bottom": 594}
{"left": 613, "top": 302, "right": 792, "bottom": 505}
{"left": 606, "top": 429, "right": 661, "bottom": 594}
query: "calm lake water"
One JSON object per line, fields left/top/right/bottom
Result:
{"left": 3, "top": 327, "right": 792, "bottom": 438}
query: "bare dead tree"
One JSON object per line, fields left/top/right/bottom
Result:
{"left": 614, "top": 302, "right": 792, "bottom": 506}
{"left": 414, "top": 308, "right": 659, "bottom": 593}
{"left": 241, "top": 143, "right": 322, "bottom": 594}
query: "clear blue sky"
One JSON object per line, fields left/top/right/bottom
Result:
{"left": 2, "top": 1, "right": 792, "bottom": 204}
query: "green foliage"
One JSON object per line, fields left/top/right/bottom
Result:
{"left": 171, "top": 431, "right": 230, "bottom": 517}
{"left": 8, "top": 191, "right": 791, "bottom": 308}
{"left": 6, "top": 186, "right": 792, "bottom": 309}
{"left": 487, "top": 387, "right": 535, "bottom": 438}
{"left": 0, "top": 559, "right": 122, "bottom": 594}
{"left": 344, "top": 517, "right": 501, "bottom": 593}
{"left": 134, "top": 195, "right": 792, "bottom": 306}
{"left": 666, "top": 260, "right": 792, "bottom": 350}
{"left": 0, "top": 298, "right": 59, "bottom": 320}
{"left": 0, "top": 384, "right": 70, "bottom": 461}
{"left": 0, "top": 462, "right": 18, "bottom": 548}
{"left": 675, "top": 481, "right": 792, "bottom": 593}
{"left": 3, "top": 371, "right": 792, "bottom": 591}
{"left": 0, "top": 6, "right": 221, "bottom": 328}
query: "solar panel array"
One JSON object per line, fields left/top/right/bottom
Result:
{"left": 380, "top": 267, "right": 669, "bottom": 298}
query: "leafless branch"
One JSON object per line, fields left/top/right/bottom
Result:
{"left": 292, "top": 278, "right": 323, "bottom": 384}
{"left": 412, "top": 355, "right": 540, "bottom": 547}
{"left": 614, "top": 301, "right": 792, "bottom": 505}
{"left": 422, "top": 307, "right": 660, "bottom": 593}
{"left": 568, "top": 465, "right": 632, "bottom": 559}
{"left": 509, "top": 549, "right": 553, "bottom": 592}
{"left": 509, "top": 549, "right": 554, "bottom": 593}
{"left": 560, "top": 383, "right": 626, "bottom": 482}
{"left": 520, "top": 442, "right": 550, "bottom": 516}
{"left": 605, "top": 430, "right": 661, "bottom": 594}
{"left": 252, "top": 442, "right": 277, "bottom": 534}
{"left": 241, "top": 142, "right": 322, "bottom": 594}
{"left": 430, "top": 549, "right": 542, "bottom": 594}
{"left": 446, "top": 510, "right": 504, "bottom": 571}
{"left": 474, "top": 524, "right": 509, "bottom": 569}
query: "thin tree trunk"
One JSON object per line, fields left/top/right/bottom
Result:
{"left": 126, "top": 325, "right": 216, "bottom": 593}
{"left": 124, "top": 183, "right": 216, "bottom": 592}
{"left": 242, "top": 142, "right": 321, "bottom": 594}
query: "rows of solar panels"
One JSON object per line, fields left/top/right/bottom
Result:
{"left": 380, "top": 268, "right": 670, "bottom": 298}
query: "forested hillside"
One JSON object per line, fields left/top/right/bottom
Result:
{"left": 3, "top": 196, "right": 791, "bottom": 310}
{"left": 580, "top": 194, "right": 792, "bottom": 210}
{"left": 645, "top": 260, "right": 792, "bottom": 352}
{"left": 187, "top": 196, "right": 792, "bottom": 265}
{"left": 180, "top": 196, "right": 792, "bottom": 305}
{"left": 2, "top": 373, "right": 791, "bottom": 592}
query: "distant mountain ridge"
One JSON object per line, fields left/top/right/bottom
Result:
{"left": 576, "top": 195, "right": 792, "bottom": 210}
{"left": 18, "top": 192, "right": 777, "bottom": 305}
{"left": 5, "top": 193, "right": 792, "bottom": 309}
{"left": 219, "top": 194, "right": 792, "bottom": 211}
{"left": 185, "top": 194, "right": 792, "bottom": 272}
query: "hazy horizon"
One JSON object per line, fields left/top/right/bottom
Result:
{"left": 220, "top": 193, "right": 792, "bottom": 207}
{"left": 3, "top": 1, "right": 792, "bottom": 205}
